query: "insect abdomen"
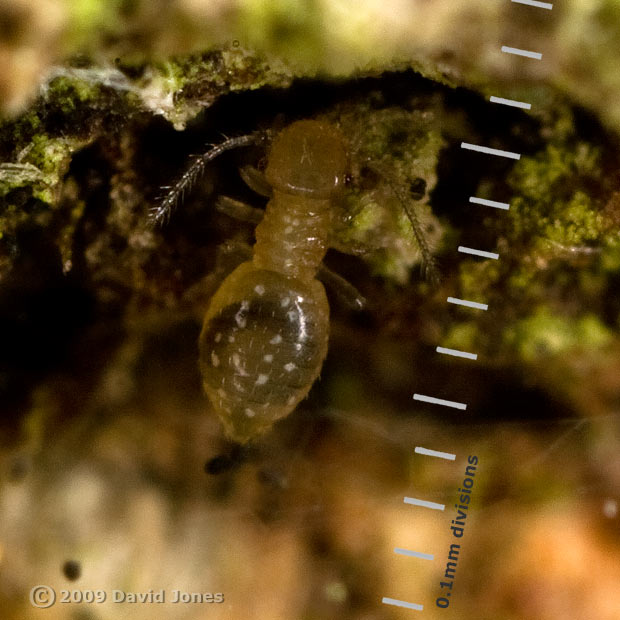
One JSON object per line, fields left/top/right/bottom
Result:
{"left": 199, "top": 262, "right": 329, "bottom": 443}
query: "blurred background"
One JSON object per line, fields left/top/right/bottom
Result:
{"left": 1, "top": 1, "right": 620, "bottom": 619}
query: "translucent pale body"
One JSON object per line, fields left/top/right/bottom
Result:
{"left": 199, "top": 120, "right": 347, "bottom": 442}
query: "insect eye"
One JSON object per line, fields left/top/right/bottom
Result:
{"left": 344, "top": 173, "right": 353, "bottom": 186}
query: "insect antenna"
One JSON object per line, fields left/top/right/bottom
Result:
{"left": 368, "top": 162, "right": 440, "bottom": 284}
{"left": 149, "top": 130, "right": 271, "bottom": 226}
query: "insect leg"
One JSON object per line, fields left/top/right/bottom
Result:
{"left": 239, "top": 165, "right": 273, "bottom": 198}
{"left": 317, "top": 263, "right": 366, "bottom": 311}
{"left": 215, "top": 196, "right": 264, "bottom": 224}
{"left": 149, "top": 130, "right": 271, "bottom": 226}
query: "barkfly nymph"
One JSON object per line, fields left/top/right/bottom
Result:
{"left": 152, "top": 118, "right": 438, "bottom": 443}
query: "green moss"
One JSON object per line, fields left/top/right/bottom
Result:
{"left": 441, "top": 322, "right": 479, "bottom": 354}
{"left": 0, "top": 163, "right": 46, "bottom": 198}
{"left": 601, "top": 240, "right": 620, "bottom": 272}
{"left": 48, "top": 75, "right": 104, "bottom": 112}
{"left": 453, "top": 103, "right": 613, "bottom": 331}
{"left": 504, "top": 307, "right": 612, "bottom": 362}
{"left": 147, "top": 48, "right": 293, "bottom": 129}
{"left": 325, "top": 103, "right": 445, "bottom": 282}
{"left": 458, "top": 259, "right": 502, "bottom": 301}
{"left": 14, "top": 134, "right": 82, "bottom": 206}
{"left": 343, "top": 193, "right": 382, "bottom": 241}
{"left": 539, "top": 191, "right": 603, "bottom": 246}
{"left": 506, "top": 137, "right": 604, "bottom": 248}
{"left": 511, "top": 143, "right": 595, "bottom": 202}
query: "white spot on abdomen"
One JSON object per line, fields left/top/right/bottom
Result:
{"left": 235, "top": 300, "right": 249, "bottom": 328}
{"left": 232, "top": 353, "right": 249, "bottom": 376}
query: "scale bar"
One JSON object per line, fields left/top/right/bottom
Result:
{"left": 414, "top": 446, "right": 456, "bottom": 460}
{"left": 436, "top": 346, "right": 478, "bottom": 360}
{"left": 458, "top": 246, "right": 499, "bottom": 259}
{"left": 404, "top": 496, "right": 446, "bottom": 511}
{"left": 501, "top": 45, "right": 542, "bottom": 60}
{"left": 469, "top": 196, "right": 510, "bottom": 210}
{"left": 382, "top": 597, "right": 424, "bottom": 611}
{"left": 511, "top": 0, "right": 553, "bottom": 9}
{"left": 394, "top": 547, "right": 434, "bottom": 561}
{"left": 461, "top": 142, "right": 521, "bottom": 160}
{"left": 414, "top": 393, "right": 467, "bottom": 410}
{"left": 447, "top": 296, "right": 488, "bottom": 310}
{"left": 490, "top": 95, "right": 532, "bottom": 110}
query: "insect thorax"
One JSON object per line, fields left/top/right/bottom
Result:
{"left": 252, "top": 190, "right": 331, "bottom": 281}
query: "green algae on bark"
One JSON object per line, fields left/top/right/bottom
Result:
{"left": 440, "top": 101, "right": 620, "bottom": 373}
{"left": 326, "top": 102, "right": 445, "bottom": 283}
{"left": 1, "top": 54, "right": 454, "bottom": 295}
{"left": 3, "top": 47, "right": 620, "bottom": 377}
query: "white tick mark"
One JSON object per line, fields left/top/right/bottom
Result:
{"left": 284, "top": 225, "right": 293, "bottom": 234}
{"left": 281, "top": 297, "right": 290, "bottom": 307}
{"left": 254, "top": 284, "right": 265, "bottom": 295}
{"left": 228, "top": 335, "right": 235, "bottom": 343}
{"left": 292, "top": 218, "right": 300, "bottom": 226}
{"left": 263, "top": 354, "right": 273, "bottom": 363}
{"left": 214, "top": 332, "right": 222, "bottom": 342}
{"left": 295, "top": 343, "right": 302, "bottom": 351}
{"left": 256, "top": 374, "right": 268, "bottom": 385}
{"left": 284, "top": 362, "right": 296, "bottom": 372}
{"left": 296, "top": 295, "right": 304, "bottom": 303}
{"left": 211, "top": 351, "right": 220, "bottom": 367}
{"left": 245, "top": 408, "right": 255, "bottom": 418}
{"left": 270, "top": 334, "right": 282, "bottom": 345}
